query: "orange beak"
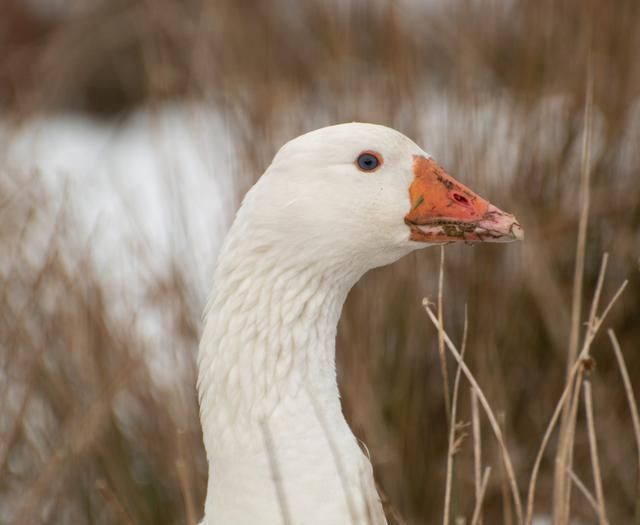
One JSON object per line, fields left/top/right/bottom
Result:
{"left": 405, "top": 156, "right": 524, "bottom": 243}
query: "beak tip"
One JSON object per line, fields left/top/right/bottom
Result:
{"left": 512, "top": 222, "right": 525, "bottom": 241}
{"left": 479, "top": 207, "right": 524, "bottom": 243}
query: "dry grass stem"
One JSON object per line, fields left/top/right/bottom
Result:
{"left": 567, "top": 467, "right": 599, "bottom": 515}
{"left": 379, "top": 486, "right": 409, "bottom": 525}
{"left": 95, "top": 480, "right": 137, "bottom": 525}
{"left": 608, "top": 330, "right": 640, "bottom": 458}
{"left": 524, "top": 362, "right": 585, "bottom": 525}
{"left": 587, "top": 253, "right": 609, "bottom": 337}
{"left": 443, "top": 305, "right": 468, "bottom": 525}
{"left": 2, "top": 2, "right": 639, "bottom": 523}
{"left": 525, "top": 278, "right": 628, "bottom": 524}
{"left": 471, "top": 387, "right": 483, "bottom": 525}
{"left": 423, "top": 302, "right": 523, "bottom": 525}
{"left": 583, "top": 380, "right": 609, "bottom": 525}
{"left": 306, "top": 389, "right": 359, "bottom": 525}
{"left": 608, "top": 329, "right": 640, "bottom": 524}
{"left": 559, "top": 252, "right": 613, "bottom": 523}
{"left": 499, "top": 412, "right": 514, "bottom": 525}
{"left": 568, "top": 66, "right": 595, "bottom": 367}
{"left": 554, "top": 67, "right": 594, "bottom": 524}
{"left": 0, "top": 380, "right": 33, "bottom": 475}
{"left": 559, "top": 367, "right": 585, "bottom": 523}
{"left": 260, "top": 421, "right": 293, "bottom": 525}
{"left": 470, "top": 467, "right": 492, "bottom": 525}
{"left": 438, "top": 245, "right": 452, "bottom": 426}
{"left": 13, "top": 355, "right": 140, "bottom": 524}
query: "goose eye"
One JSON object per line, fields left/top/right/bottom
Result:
{"left": 356, "top": 151, "right": 382, "bottom": 172}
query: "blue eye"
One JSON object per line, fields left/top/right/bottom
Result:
{"left": 356, "top": 152, "right": 382, "bottom": 171}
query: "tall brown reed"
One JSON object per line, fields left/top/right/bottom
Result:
{"left": 2, "top": 1, "right": 639, "bottom": 523}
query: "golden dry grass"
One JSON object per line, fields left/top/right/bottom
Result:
{"left": 1, "top": 0, "right": 640, "bottom": 524}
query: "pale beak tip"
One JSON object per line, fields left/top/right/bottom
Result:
{"left": 479, "top": 206, "right": 524, "bottom": 243}
{"left": 511, "top": 222, "right": 525, "bottom": 242}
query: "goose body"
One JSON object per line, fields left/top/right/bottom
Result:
{"left": 197, "top": 123, "right": 522, "bottom": 524}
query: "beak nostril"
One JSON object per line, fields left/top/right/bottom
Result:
{"left": 452, "top": 192, "right": 469, "bottom": 206}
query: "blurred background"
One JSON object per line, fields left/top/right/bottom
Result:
{"left": 1, "top": 0, "right": 639, "bottom": 523}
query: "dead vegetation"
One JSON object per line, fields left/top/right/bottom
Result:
{"left": 1, "top": 0, "right": 639, "bottom": 523}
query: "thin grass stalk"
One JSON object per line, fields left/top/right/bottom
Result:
{"left": 0, "top": 378, "right": 33, "bottom": 477}
{"left": 525, "top": 278, "right": 628, "bottom": 525}
{"left": 559, "top": 255, "right": 602, "bottom": 525}
{"left": 438, "top": 245, "right": 452, "bottom": 426}
{"left": 554, "top": 64, "right": 594, "bottom": 524}
{"left": 470, "top": 468, "right": 492, "bottom": 525}
{"left": 566, "top": 62, "right": 594, "bottom": 374}
{"left": 471, "top": 387, "right": 483, "bottom": 525}
{"left": 13, "top": 346, "right": 142, "bottom": 524}
{"left": 560, "top": 252, "right": 608, "bottom": 523}
{"left": 499, "top": 412, "right": 514, "bottom": 525}
{"left": 378, "top": 483, "right": 408, "bottom": 525}
{"left": 95, "top": 479, "right": 136, "bottom": 525}
{"left": 525, "top": 359, "right": 584, "bottom": 525}
{"left": 587, "top": 254, "right": 609, "bottom": 334}
{"left": 560, "top": 367, "right": 585, "bottom": 523}
{"left": 567, "top": 467, "right": 599, "bottom": 515}
{"left": 583, "top": 379, "right": 609, "bottom": 525}
{"left": 260, "top": 421, "right": 293, "bottom": 525}
{"left": 423, "top": 303, "right": 523, "bottom": 525}
{"left": 306, "top": 389, "right": 359, "bottom": 525}
{"left": 608, "top": 329, "right": 640, "bottom": 525}
{"left": 443, "top": 306, "right": 468, "bottom": 525}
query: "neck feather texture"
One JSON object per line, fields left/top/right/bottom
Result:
{"left": 198, "top": 231, "right": 386, "bottom": 525}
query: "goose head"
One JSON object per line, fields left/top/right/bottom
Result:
{"left": 236, "top": 122, "right": 523, "bottom": 272}
{"left": 201, "top": 123, "right": 523, "bottom": 524}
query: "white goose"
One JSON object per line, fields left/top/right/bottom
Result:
{"left": 197, "top": 123, "right": 523, "bottom": 525}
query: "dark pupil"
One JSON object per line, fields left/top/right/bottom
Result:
{"left": 358, "top": 154, "right": 378, "bottom": 170}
